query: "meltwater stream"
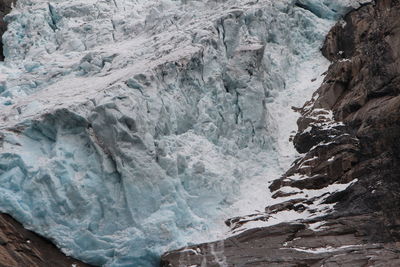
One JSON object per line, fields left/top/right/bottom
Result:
{"left": 0, "top": 0, "right": 368, "bottom": 266}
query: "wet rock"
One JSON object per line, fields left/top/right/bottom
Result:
{"left": 161, "top": 215, "right": 400, "bottom": 267}
{"left": 0, "top": 213, "right": 92, "bottom": 267}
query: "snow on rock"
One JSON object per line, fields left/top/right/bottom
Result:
{"left": 0, "top": 0, "right": 368, "bottom": 266}
{"left": 282, "top": 244, "right": 365, "bottom": 254}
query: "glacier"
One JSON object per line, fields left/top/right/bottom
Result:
{"left": 0, "top": 0, "right": 369, "bottom": 266}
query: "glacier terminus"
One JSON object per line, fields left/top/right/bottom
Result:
{"left": 0, "top": 0, "right": 371, "bottom": 266}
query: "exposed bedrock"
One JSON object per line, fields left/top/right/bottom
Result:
{"left": 161, "top": 0, "right": 400, "bottom": 266}
{"left": 162, "top": 215, "right": 400, "bottom": 267}
{"left": 0, "top": 213, "right": 92, "bottom": 267}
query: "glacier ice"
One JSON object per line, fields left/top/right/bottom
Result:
{"left": 0, "top": 0, "right": 368, "bottom": 266}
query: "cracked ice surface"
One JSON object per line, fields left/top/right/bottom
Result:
{"left": 0, "top": 0, "right": 367, "bottom": 266}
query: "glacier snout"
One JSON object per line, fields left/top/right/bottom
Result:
{"left": 0, "top": 0, "right": 363, "bottom": 266}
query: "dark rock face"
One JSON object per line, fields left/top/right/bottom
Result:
{"left": 0, "top": 0, "right": 15, "bottom": 61}
{"left": 317, "top": 0, "right": 400, "bottom": 223}
{"left": 161, "top": 0, "right": 400, "bottom": 265}
{"left": 162, "top": 216, "right": 400, "bottom": 267}
{"left": 0, "top": 213, "right": 93, "bottom": 267}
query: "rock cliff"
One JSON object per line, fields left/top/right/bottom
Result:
{"left": 161, "top": 0, "right": 400, "bottom": 265}
{"left": 0, "top": 213, "right": 92, "bottom": 267}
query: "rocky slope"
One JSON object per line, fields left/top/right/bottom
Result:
{"left": 161, "top": 0, "right": 400, "bottom": 265}
{"left": 0, "top": 213, "right": 92, "bottom": 267}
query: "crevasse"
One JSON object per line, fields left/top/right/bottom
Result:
{"left": 0, "top": 0, "right": 367, "bottom": 266}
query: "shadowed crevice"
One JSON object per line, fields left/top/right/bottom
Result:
{"left": 0, "top": 0, "right": 16, "bottom": 61}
